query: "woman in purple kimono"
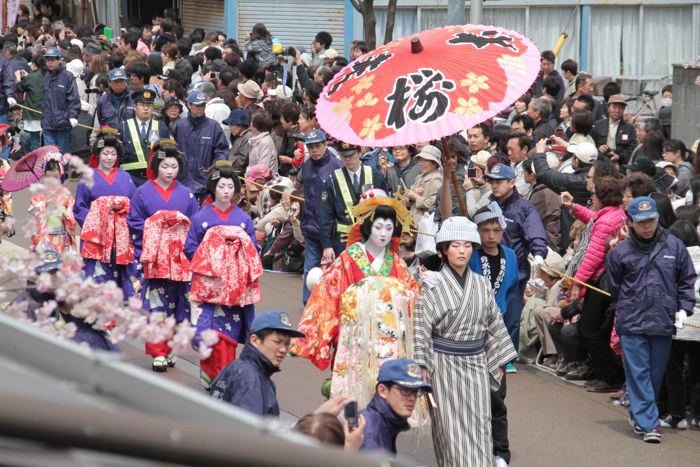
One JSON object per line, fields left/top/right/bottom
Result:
{"left": 73, "top": 129, "right": 138, "bottom": 298}
{"left": 127, "top": 139, "right": 199, "bottom": 371}
{"left": 185, "top": 166, "right": 261, "bottom": 387}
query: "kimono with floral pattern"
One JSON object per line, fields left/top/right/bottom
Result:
{"left": 292, "top": 242, "right": 419, "bottom": 409}
{"left": 29, "top": 185, "right": 77, "bottom": 254}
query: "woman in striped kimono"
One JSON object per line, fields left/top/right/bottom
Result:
{"left": 414, "top": 216, "right": 516, "bottom": 466}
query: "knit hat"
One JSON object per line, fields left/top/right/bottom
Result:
{"left": 435, "top": 216, "right": 481, "bottom": 246}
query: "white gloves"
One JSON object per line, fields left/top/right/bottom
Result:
{"left": 7, "top": 97, "right": 17, "bottom": 108}
{"left": 675, "top": 310, "right": 688, "bottom": 330}
{"left": 69, "top": 118, "right": 78, "bottom": 128}
{"left": 80, "top": 100, "right": 91, "bottom": 112}
{"left": 533, "top": 255, "right": 545, "bottom": 267}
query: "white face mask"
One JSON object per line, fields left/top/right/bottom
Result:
{"left": 661, "top": 98, "right": 672, "bottom": 107}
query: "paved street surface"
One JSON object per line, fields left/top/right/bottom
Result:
{"left": 2, "top": 182, "right": 700, "bottom": 466}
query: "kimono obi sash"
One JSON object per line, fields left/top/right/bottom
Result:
{"left": 432, "top": 335, "right": 486, "bottom": 356}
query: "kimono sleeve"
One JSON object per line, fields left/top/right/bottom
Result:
{"left": 73, "top": 181, "right": 92, "bottom": 227}
{"left": 184, "top": 215, "right": 204, "bottom": 260}
{"left": 243, "top": 214, "right": 261, "bottom": 253}
{"left": 126, "top": 191, "right": 148, "bottom": 255}
{"left": 484, "top": 291, "right": 517, "bottom": 391}
{"left": 413, "top": 286, "right": 438, "bottom": 371}
{"left": 290, "top": 258, "right": 346, "bottom": 371}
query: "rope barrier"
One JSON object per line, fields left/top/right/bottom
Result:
{"left": 538, "top": 263, "right": 612, "bottom": 297}
{"left": 15, "top": 103, "right": 97, "bottom": 131}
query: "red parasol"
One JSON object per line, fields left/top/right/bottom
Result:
{"left": 316, "top": 24, "right": 540, "bottom": 214}
{"left": 1, "top": 145, "right": 63, "bottom": 193}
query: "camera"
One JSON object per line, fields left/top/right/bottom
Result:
{"left": 280, "top": 46, "right": 297, "bottom": 57}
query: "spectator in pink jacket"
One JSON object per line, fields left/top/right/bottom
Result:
{"left": 562, "top": 176, "right": 626, "bottom": 393}
{"left": 248, "top": 112, "right": 279, "bottom": 174}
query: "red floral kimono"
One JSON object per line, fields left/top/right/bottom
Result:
{"left": 141, "top": 210, "right": 192, "bottom": 282}
{"left": 29, "top": 185, "right": 77, "bottom": 254}
{"left": 291, "top": 241, "right": 420, "bottom": 410}
{"left": 80, "top": 196, "right": 134, "bottom": 265}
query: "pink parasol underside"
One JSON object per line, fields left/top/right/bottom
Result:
{"left": 317, "top": 24, "right": 541, "bottom": 147}
{"left": 1, "top": 145, "right": 62, "bottom": 193}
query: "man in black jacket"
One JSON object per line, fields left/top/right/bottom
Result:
{"left": 594, "top": 94, "right": 637, "bottom": 164}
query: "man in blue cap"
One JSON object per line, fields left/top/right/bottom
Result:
{"left": 119, "top": 88, "right": 169, "bottom": 186}
{"left": 223, "top": 108, "right": 252, "bottom": 172}
{"left": 173, "top": 90, "right": 228, "bottom": 198}
{"left": 606, "top": 196, "right": 696, "bottom": 443}
{"left": 210, "top": 311, "right": 305, "bottom": 417}
{"left": 360, "top": 358, "right": 431, "bottom": 454}
{"left": 299, "top": 129, "right": 343, "bottom": 303}
{"left": 41, "top": 48, "right": 80, "bottom": 154}
{"left": 95, "top": 67, "right": 133, "bottom": 129}
{"left": 485, "top": 162, "right": 548, "bottom": 370}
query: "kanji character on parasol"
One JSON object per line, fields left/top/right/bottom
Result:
{"left": 127, "top": 139, "right": 199, "bottom": 372}
{"left": 291, "top": 189, "right": 422, "bottom": 414}
{"left": 316, "top": 24, "right": 540, "bottom": 215}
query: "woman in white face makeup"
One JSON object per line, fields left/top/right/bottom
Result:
{"left": 291, "top": 190, "right": 425, "bottom": 420}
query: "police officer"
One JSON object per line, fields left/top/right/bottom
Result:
{"left": 95, "top": 67, "right": 133, "bottom": 129}
{"left": 120, "top": 89, "right": 169, "bottom": 186}
{"left": 320, "top": 141, "right": 386, "bottom": 262}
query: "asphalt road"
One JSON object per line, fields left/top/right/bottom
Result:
{"left": 2, "top": 180, "right": 700, "bottom": 466}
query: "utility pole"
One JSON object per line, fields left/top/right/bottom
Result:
{"left": 447, "top": 0, "right": 466, "bottom": 26}
{"left": 471, "top": 0, "right": 483, "bottom": 24}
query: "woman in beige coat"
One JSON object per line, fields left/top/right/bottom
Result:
{"left": 406, "top": 144, "right": 443, "bottom": 226}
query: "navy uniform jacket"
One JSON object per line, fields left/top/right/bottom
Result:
{"left": 606, "top": 230, "right": 696, "bottom": 337}
{"left": 300, "top": 151, "right": 344, "bottom": 238}
{"left": 41, "top": 67, "right": 80, "bottom": 131}
{"left": 360, "top": 394, "right": 410, "bottom": 454}
{"left": 96, "top": 89, "right": 133, "bottom": 129}
{"left": 173, "top": 114, "right": 228, "bottom": 194}
{"left": 210, "top": 344, "right": 281, "bottom": 417}
{"left": 120, "top": 117, "right": 169, "bottom": 186}
{"left": 0, "top": 57, "right": 15, "bottom": 115}
{"left": 319, "top": 164, "right": 386, "bottom": 250}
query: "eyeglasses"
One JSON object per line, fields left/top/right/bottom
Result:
{"left": 393, "top": 386, "right": 424, "bottom": 398}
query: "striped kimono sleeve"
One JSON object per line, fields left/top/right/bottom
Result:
{"left": 484, "top": 291, "right": 517, "bottom": 391}
{"left": 413, "top": 283, "right": 439, "bottom": 371}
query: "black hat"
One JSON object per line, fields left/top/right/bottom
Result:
{"left": 334, "top": 141, "right": 360, "bottom": 157}
{"left": 624, "top": 156, "right": 656, "bottom": 178}
{"left": 163, "top": 96, "right": 183, "bottom": 110}
{"left": 132, "top": 88, "right": 156, "bottom": 105}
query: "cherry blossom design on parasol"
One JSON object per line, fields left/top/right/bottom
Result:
{"left": 317, "top": 24, "right": 541, "bottom": 147}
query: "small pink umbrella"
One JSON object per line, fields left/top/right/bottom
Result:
{"left": 1, "top": 145, "right": 62, "bottom": 193}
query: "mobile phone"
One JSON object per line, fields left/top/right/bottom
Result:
{"left": 210, "top": 71, "right": 219, "bottom": 80}
{"left": 104, "top": 27, "right": 113, "bottom": 41}
{"left": 546, "top": 138, "right": 554, "bottom": 146}
{"left": 467, "top": 167, "right": 478, "bottom": 178}
{"left": 344, "top": 401, "right": 358, "bottom": 431}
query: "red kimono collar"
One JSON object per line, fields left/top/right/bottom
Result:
{"left": 150, "top": 179, "right": 176, "bottom": 202}
{"left": 210, "top": 203, "right": 234, "bottom": 221}
{"left": 97, "top": 167, "right": 118, "bottom": 185}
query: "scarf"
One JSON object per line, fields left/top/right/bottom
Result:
{"left": 141, "top": 210, "right": 192, "bottom": 281}
{"left": 630, "top": 227, "right": 663, "bottom": 253}
{"left": 80, "top": 196, "right": 134, "bottom": 265}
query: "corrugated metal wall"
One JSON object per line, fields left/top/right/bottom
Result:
{"left": 182, "top": 0, "right": 225, "bottom": 34}
{"left": 238, "top": 0, "right": 344, "bottom": 50}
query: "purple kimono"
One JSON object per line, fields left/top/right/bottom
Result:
{"left": 127, "top": 180, "right": 199, "bottom": 327}
{"left": 184, "top": 203, "right": 260, "bottom": 373}
{"left": 74, "top": 168, "right": 139, "bottom": 298}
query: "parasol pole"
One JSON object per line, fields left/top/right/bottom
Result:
{"left": 409, "top": 37, "right": 468, "bottom": 217}
{"left": 441, "top": 136, "right": 468, "bottom": 216}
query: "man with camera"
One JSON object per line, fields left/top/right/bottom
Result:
{"left": 594, "top": 94, "right": 636, "bottom": 164}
